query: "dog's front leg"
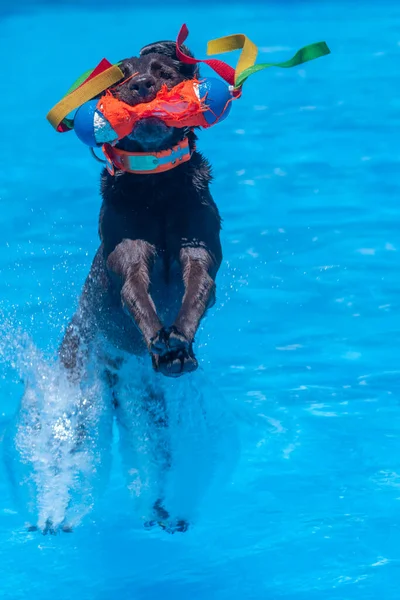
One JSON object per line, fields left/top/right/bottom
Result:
{"left": 107, "top": 239, "right": 162, "bottom": 348}
{"left": 174, "top": 247, "right": 217, "bottom": 342}
{"left": 150, "top": 247, "right": 218, "bottom": 377}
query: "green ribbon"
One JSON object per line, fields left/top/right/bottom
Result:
{"left": 235, "top": 41, "right": 331, "bottom": 88}
{"left": 64, "top": 61, "right": 124, "bottom": 96}
{"left": 64, "top": 68, "right": 96, "bottom": 96}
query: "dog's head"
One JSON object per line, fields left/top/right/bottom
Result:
{"left": 112, "top": 41, "right": 198, "bottom": 152}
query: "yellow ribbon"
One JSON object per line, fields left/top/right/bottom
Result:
{"left": 207, "top": 33, "right": 258, "bottom": 86}
{"left": 46, "top": 64, "right": 124, "bottom": 130}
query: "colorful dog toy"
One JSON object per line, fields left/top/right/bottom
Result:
{"left": 47, "top": 24, "right": 330, "bottom": 164}
{"left": 72, "top": 77, "right": 233, "bottom": 147}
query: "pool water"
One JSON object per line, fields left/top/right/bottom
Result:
{"left": 1, "top": 1, "right": 400, "bottom": 598}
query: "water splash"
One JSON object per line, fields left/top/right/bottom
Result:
{"left": 0, "top": 322, "right": 243, "bottom": 533}
{"left": 0, "top": 322, "right": 112, "bottom": 532}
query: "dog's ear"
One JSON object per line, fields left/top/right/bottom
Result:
{"left": 140, "top": 40, "right": 199, "bottom": 79}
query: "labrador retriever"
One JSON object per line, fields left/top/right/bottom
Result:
{"left": 59, "top": 40, "right": 222, "bottom": 382}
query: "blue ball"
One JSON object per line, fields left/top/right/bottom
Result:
{"left": 73, "top": 100, "right": 101, "bottom": 147}
{"left": 198, "top": 77, "right": 233, "bottom": 126}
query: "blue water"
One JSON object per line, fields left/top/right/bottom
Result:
{"left": 1, "top": 1, "right": 400, "bottom": 598}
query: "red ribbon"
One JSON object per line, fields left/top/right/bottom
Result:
{"left": 176, "top": 24, "right": 236, "bottom": 87}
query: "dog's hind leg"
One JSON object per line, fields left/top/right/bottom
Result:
{"left": 114, "top": 360, "right": 188, "bottom": 532}
{"left": 7, "top": 302, "right": 115, "bottom": 535}
{"left": 59, "top": 247, "right": 109, "bottom": 382}
{"left": 5, "top": 347, "right": 114, "bottom": 534}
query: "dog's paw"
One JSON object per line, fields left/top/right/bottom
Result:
{"left": 144, "top": 499, "right": 190, "bottom": 534}
{"left": 150, "top": 327, "right": 198, "bottom": 377}
{"left": 144, "top": 518, "right": 189, "bottom": 534}
{"left": 151, "top": 347, "right": 198, "bottom": 378}
{"left": 150, "top": 326, "right": 190, "bottom": 356}
{"left": 27, "top": 519, "right": 73, "bottom": 535}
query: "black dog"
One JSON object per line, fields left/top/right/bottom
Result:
{"left": 8, "top": 40, "right": 224, "bottom": 536}
{"left": 59, "top": 40, "right": 222, "bottom": 380}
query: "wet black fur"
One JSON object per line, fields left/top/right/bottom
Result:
{"left": 59, "top": 40, "right": 223, "bottom": 379}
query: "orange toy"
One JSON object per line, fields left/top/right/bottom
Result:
{"left": 98, "top": 79, "right": 211, "bottom": 140}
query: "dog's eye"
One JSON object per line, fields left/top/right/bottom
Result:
{"left": 160, "top": 69, "right": 173, "bottom": 80}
